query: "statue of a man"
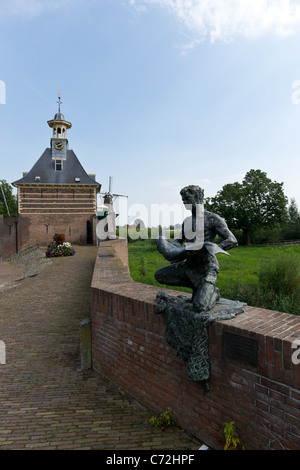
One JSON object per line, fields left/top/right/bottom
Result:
{"left": 155, "top": 185, "right": 238, "bottom": 313}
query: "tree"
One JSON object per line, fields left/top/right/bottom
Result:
{"left": 206, "top": 169, "right": 288, "bottom": 245}
{"left": 0, "top": 180, "right": 18, "bottom": 217}
{"left": 281, "top": 198, "right": 300, "bottom": 240}
{"left": 287, "top": 198, "right": 300, "bottom": 225}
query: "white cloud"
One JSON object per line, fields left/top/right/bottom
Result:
{"left": 129, "top": 0, "right": 300, "bottom": 42}
{"left": 0, "top": 0, "right": 76, "bottom": 21}
{"left": 129, "top": 0, "right": 147, "bottom": 13}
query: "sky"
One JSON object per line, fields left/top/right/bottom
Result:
{"left": 1, "top": 0, "right": 300, "bottom": 226}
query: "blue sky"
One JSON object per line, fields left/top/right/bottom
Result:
{"left": 1, "top": 0, "right": 300, "bottom": 225}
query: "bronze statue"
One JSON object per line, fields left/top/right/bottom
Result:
{"left": 155, "top": 185, "right": 238, "bottom": 313}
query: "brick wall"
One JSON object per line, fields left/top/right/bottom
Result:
{"left": 0, "top": 216, "right": 20, "bottom": 258}
{"left": 0, "top": 213, "right": 96, "bottom": 259}
{"left": 18, "top": 214, "right": 96, "bottom": 249}
{"left": 91, "top": 239, "right": 300, "bottom": 450}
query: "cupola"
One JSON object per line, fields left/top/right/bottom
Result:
{"left": 48, "top": 91, "right": 71, "bottom": 160}
{"left": 47, "top": 91, "right": 72, "bottom": 140}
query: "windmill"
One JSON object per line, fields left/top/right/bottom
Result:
{"left": 97, "top": 176, "right": 127, "bottom": 219}
{"left": 96, "top": 177, "right": 128, "bottom": 242}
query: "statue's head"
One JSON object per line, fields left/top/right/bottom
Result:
{"left": 180, "top": 185, "right": 204, "bottom": 206}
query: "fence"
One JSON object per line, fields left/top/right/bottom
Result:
{"left": 264, "top": 239, "right": 300, "bottom": 246}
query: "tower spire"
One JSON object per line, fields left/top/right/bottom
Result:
{"left": 47, "top": 91, "right": 72, "bottom": 151}
{"left": 57, "top": 90, "right": 62, "bottom": 113}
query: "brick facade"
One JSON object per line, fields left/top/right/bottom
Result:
{"left": 13, "top": 184, "right": 98, "bottom": 249}
{"left": 14, "top": 184, "right": 98, "bottom": 250}
{"left": 18, "top": 213, "right": 97, "bottom": 250}
{"left": 91, "top": 239, "right": 300, "bottom": 450}
{"left": 18, "top": 185, "right": 97, "bottom": 215}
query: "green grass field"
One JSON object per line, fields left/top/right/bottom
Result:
{"left": 128, "top": 240, "right": 300, "bottom": 314}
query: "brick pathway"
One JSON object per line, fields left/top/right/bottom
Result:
{"left": 0, "top": 246, "right": 202, "bottom": 450}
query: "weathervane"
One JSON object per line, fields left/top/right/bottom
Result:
{"left": 57, "top": 90, "right": 62, "bottom": 112}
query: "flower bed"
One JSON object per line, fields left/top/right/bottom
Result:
{"left": 46, "top": 234, "right": 76, "bottom": 258}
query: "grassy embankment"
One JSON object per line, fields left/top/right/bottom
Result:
{"left": 128, "top": 239, "right": 300, "bottom": 315}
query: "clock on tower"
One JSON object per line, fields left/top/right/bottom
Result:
{"left": 47, "top": 91, "right": 72, "bottom": 161}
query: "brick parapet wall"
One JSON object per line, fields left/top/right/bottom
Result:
{"left": 0, "top": 216, "right": 19, "bottom": 258}
{"left": 91, "top": 239, "right": 300, "bottom": 450}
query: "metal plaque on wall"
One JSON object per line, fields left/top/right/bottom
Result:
{"left": 223, "top": 331, "right": 258, "bottom": 367}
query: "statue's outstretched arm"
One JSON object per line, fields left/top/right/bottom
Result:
{"left": 214, "top": 216, "right": 238, "bottom": 251}
{"left": 156, "top": 235, "right": 187, "bottom": 262}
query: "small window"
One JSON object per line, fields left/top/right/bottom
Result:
{"left": 55, "top": 159, "right": 63, "bottom": 171}
{"left": 35, "top": 176, "right": 40, "bottom": 182}
{"left": 75, "top": 177, "right": 80, "bottom": 182}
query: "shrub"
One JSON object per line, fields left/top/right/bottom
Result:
{"left": 224, "top": 421, "right": 244, "bottom": 450}
{"left": 220, "top": 251, "right": 300, "bottom": 315}
{"left": 150, "top": 408, "right": 176, "bottom": 430}
{"left": 258, "top": 250, "right": 300, "bottom": 298}
{"left": 46, "top": 234, "right": 76, "bottom": 258}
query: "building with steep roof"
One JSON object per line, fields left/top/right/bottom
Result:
{"left": 12, "top": 94, "right": 101, "bottom": 249}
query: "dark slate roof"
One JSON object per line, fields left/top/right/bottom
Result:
{"left": 54, "top": 112, "right": 65, "bottom": 120}
{"left": 13, "top": 148, "right": 100, "bottom": 187}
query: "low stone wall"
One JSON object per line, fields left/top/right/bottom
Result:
{"left": 91, "top": 239, "right": 300, "bottom": 450}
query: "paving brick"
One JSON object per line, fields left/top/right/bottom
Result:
{"left": 0, "top": 246, "right": 202, "bottom": 451}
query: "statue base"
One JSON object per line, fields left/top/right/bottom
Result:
{"left": 155, "top": 292, "right": 246, "bottom": 387}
